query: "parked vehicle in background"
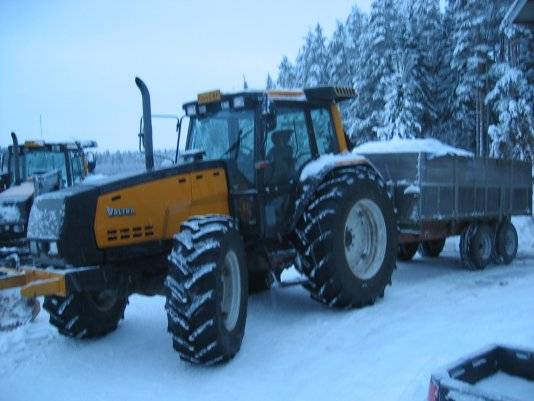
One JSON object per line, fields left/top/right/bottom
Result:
{"left": 0, "top": 133, "right": 97, "bottom": 259}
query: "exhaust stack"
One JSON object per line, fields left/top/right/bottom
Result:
{"left": 135, "top": 77, "right": 154, "bottom": 171}
{"left": 10, "top": 132, "right": 21, "bottom": 185}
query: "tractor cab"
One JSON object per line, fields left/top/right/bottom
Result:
{"left": 181, "top": 87, "right": 355, "bottom": 237}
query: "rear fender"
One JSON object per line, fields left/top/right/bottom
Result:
{"left": 288, "top": 153, "right": 380, "bottom": 232}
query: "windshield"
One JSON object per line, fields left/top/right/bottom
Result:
{"left": 187, "top": 109, "right": 255, "bottom": 187}
{"left": 21, "top": 150, "right": 67, "bottom": 183}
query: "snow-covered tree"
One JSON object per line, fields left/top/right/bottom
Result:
{"left": 265, "top": 73, "right": 274, "bottom": 90}
{"left": 376, "top": 51, "right": 423, "bottom": 140}
{"left": 295, "top": 24, "right": 329, "bottom": 87}
{"left": 348, "top": 0, "right": 402, "bottom": 144}
{"left": 277, "top": 56, "right": 297, "bottom": 88}
{"left": 486, "top": 64, "right": 533, "bottom": 161}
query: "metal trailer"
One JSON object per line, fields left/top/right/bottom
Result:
{"left": 428, "top": 344, "right": 534, "bottom": 401}
{"left": 360, "top": 152, "right": 533, "bottom": 268}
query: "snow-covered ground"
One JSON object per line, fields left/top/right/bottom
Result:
{"left": 1, "top": 217, "right": 533, "bottom": 401}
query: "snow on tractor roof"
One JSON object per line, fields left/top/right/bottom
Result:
{"left": 353, "top": 138, "right": 474, "bottom": 158}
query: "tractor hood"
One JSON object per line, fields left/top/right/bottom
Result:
{"left": 27, "top": 159, "right": 227, "bottom": 267}
{"left": 0, "top": 181, "right": 34, "bottom": 225}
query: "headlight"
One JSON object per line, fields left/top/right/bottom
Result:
{"left": 49, "top": 241, "right": 58, "bottom": 256}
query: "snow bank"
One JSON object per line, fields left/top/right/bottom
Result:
{"left": 0, "top": 288, "right": 38, "bottom": 331}
{"left": 300, "top": 152, "right": 368, "bottom": 181}
{"left": 353, "top": 138, "right": 474, "bottom": 158}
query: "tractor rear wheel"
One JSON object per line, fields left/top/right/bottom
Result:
{"left": 398, "top": 243, "right": 419, "bottom": 261}
{"left": 165, "top": 215, "right": 248, "bottom": 365}
{"left": 419, "top": 239, "right": 446, "bottom": 258}
{"left": 295, "top": 166, "right": 397, "bottom": 308}
{"left": 43, "top": 289, "right": 128, "bottom": 338}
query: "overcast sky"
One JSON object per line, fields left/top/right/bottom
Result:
{"left": 0, "top": 1, "right": 374, "bottom": 151}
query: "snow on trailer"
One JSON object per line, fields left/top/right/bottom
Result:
{"left": 354, "top": 138, "right": 532, "bottom": 269}
{"left": 428, "top": 344, "right": 534, "bottom": 401}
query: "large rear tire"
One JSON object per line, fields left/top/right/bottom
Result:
{"left": 165, "top": 215, "right": 248, "bottom": 365}
{"left": 43, "top": 289, "right": 128, "bottom": 338}
{"left": 419, "top": 239, "right": 446, "bottom": 258}
{"left": 295, "top": 166, "right": 397, "bottom": 308}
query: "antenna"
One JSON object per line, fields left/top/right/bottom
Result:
{"left": 243, "top": 74, "right": 248, "bottom": 90}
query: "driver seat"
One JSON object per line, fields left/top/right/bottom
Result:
{"left": 266, "top": 129, "right": 295, "bottom": 186}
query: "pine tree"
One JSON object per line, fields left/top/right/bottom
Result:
{"left": 265, "top": 73, "right": 274, "bottom": 90}
{"left": 348, "top": 0, "right": 402, "bottom": 144}
{"left": 277, "top": 56, "right": 297, "bottom": 88}
{"left": 295, "top": 24, "right": 329, "bottom": 87}
{"left": 376, "top": 51, "right": 423, "bottom": 140}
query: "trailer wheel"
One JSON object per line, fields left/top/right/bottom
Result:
{"left": 398, "top": 243, "right": 419, "bottom": 261}
{"left": 295, "top": 165, "right": 397, "bottom": 308}
{"left": 460, "top": 224, "right": 493, "bottom": 270}
{"left": 496, "top": 221, "right": 518, "bottom": 265}
{"left": 165, "top": 215, "right": 248, "bottom": 365}
{"left": 43, "top": 289, "right": 128, "bottom": 338}
{"left": 419, "top": 239, "right": 446, "bottom": 258}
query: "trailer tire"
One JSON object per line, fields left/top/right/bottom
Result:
{"left": 496, "top": 221, "right": 518, "bottom": 265}
{"left": 460, "top": 224, "right": 493, "bottom": 270}
{"left": 43, "top": 290, "right": 128, "bottom": 338}
{"left": 419, "top": 239, "right": 446, "bottom": 258}
{"left": 398, "top": 243, "right": 419, "bottom": 261}
{"left": 165, "top": 215, "right": 248, "bottom": 365}
{"left": 295, "top": 165, "right": 397, "bottom": 308}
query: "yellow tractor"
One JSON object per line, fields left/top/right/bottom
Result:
{"left": 0, "top": 78, "right": 397, "bottom": 364}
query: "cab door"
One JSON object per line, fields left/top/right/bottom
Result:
{"left": 259, "top": 105, "right": 315, "bottom": 238}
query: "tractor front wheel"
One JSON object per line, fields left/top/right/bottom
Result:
{"left": 165, "top": 215, "right": 248, "bottom": 365}
{"left": 43, "top": 289, "right": 128, "bottom": 338}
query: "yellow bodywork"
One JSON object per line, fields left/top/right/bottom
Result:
{"left": 94, "top": 167, "right": 229, "bottom": 248}
{"left": 331, "top": 104, "right": 348, "bottom": 152}
{"left": 0, "top": 267, "right": 66, "bottom": 298}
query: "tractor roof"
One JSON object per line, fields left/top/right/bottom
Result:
{"left": 182, "top": 86, "right": 356, "bottom": 117}
{"left": 7, "top": 140, "right": 97, "bottom": 152}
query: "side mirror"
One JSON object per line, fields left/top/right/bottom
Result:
{"left": 86, "top": 152, "right": 97, "bottom": 173}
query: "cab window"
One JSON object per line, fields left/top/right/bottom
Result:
{"left": 310, "top": 108, "right": 338, "bottom": 154}
{"left": 70, "top": 151, "right": 85, "bottom": 184}
{"left": 264, "top": 107, "right": 313, "bottom": 186}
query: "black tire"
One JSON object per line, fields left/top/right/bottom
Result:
{"left": 419, "top": 239, "right": 446, "bottom": 258}
{"left": 495, "top": 221, "right": 518, "bottom": 265}
{"left": 43, "top": 290, "right": 128, "bottom": 338}
{"left": 459, "top": 223, "right": 493, "bottom": 270}
{"left": 248, "top": 270, "right": 273, "bottom": 294}
{"left": 398, "top": 243, "right": 419, "bottom": 261}
{"left": 295, "top": 165, "right": 397, "bottom": 308}
{"left": 165, "top": 215, "right": 248, "bottom": 365}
